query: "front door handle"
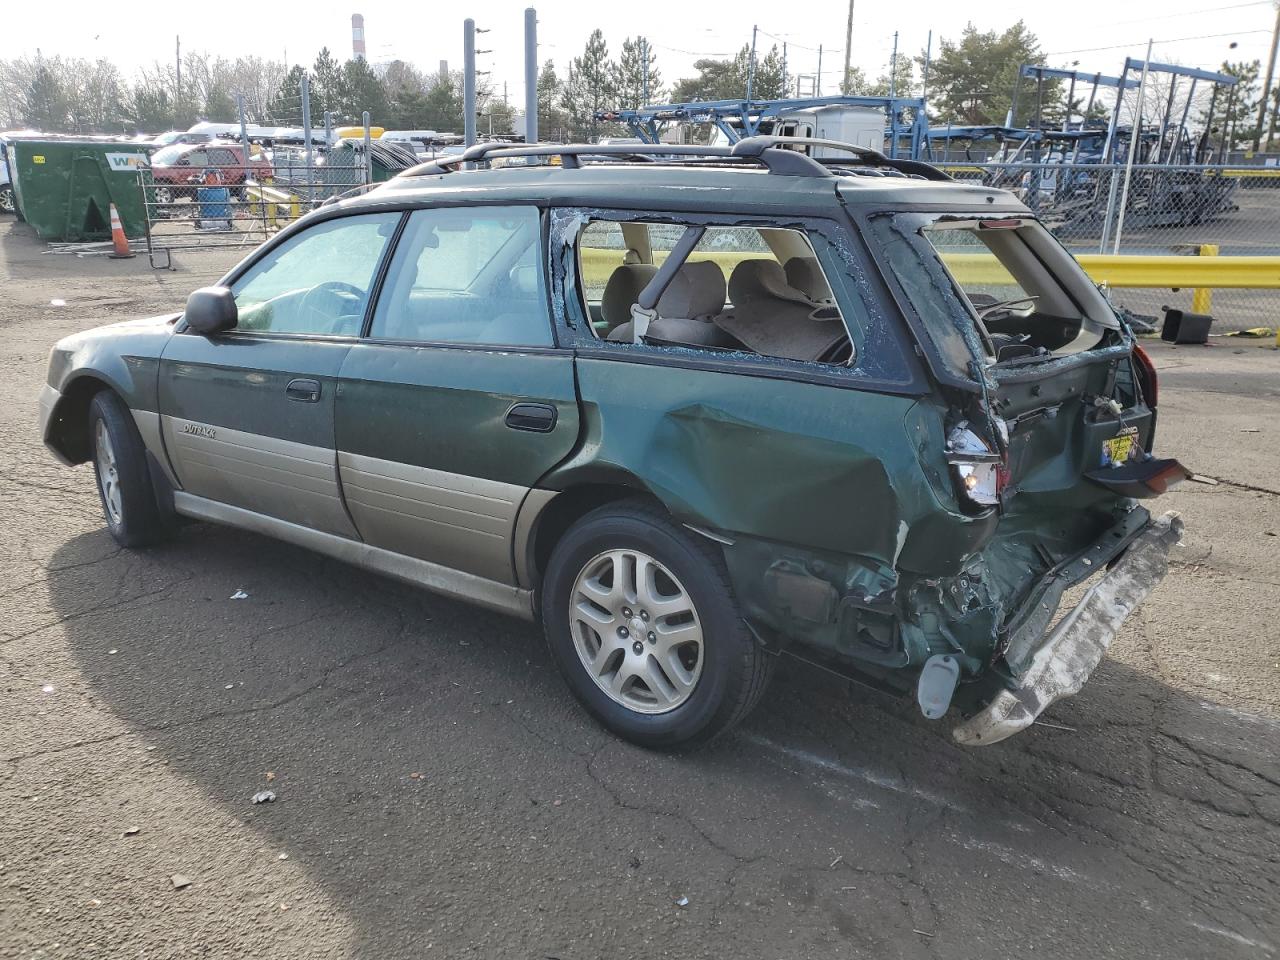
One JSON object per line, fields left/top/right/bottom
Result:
{"left": 286, "top": 378, "right": 321, "bottom": 403}
{"left": 505, "top": 402, "right": 557, "bottom": 433}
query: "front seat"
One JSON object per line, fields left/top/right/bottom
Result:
{"left": 600, "top": 263, "right": 659, "bottom": 336}
{"left": 718, "top": 259, "right": 849, "bottom": 362}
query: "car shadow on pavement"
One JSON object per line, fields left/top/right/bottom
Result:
{"left": 46, "top": 522, "right": 1280, "bottom": 959}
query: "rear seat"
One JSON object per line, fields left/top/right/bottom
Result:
{"left": 607, "top": 260, "right": 742, "bottom": 348}
{"left": 784, "top": 257, "right": 835, "bottom": 303}
{"left": 718, "top": 259, "right": 849, "bottom": 362}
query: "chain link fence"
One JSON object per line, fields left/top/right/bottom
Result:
{"left": 138, "top": 151, "right": 371, "bottom": 258}
{"left": 936, "top": 161, "right": 1280, "bottom": 330}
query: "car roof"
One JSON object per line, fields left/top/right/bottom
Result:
{"left": 346, "top": 163, "right": 1029, "bottom": 218}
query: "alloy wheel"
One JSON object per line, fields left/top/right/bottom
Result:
{"left": 94, "top": 420, "right": 123, "bottom": 526}
{"left": 569, "top": 548, "right": 704, "bottom": 714}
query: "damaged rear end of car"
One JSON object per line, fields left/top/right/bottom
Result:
{"left": 749, "top": 188, "right": 1188, "bottom": 744}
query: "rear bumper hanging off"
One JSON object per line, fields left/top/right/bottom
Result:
{"left": 953, "top": 511, "right": 1184, "bottom": 746}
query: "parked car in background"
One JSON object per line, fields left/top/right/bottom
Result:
{"left": 38, "top": 137, "right": 1187, "bottom": 748}
{"left": 147, "top": 142, "right": 273, "bottom": 204}
{"left": 0, "top": 139, "right": 14, "bottom": 215}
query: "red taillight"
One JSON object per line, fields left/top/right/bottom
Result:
{"left": 1132, "top": 344, "right": 1158, "bottom": 409}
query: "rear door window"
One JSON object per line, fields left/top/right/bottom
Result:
{"left": 575, "top": 218, "right": 858, "bottom": 366}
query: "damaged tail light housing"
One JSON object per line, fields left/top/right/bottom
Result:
{"left": 1132, "top": 343, "right": 1158, "bottom": 409}
{"left": 946, "top": 424, "right": 1008, "bottom": 508}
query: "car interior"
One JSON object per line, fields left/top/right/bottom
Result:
{"left": 578, "top": 221, "right": 856, "bottom": 365}
{"left": 915, "top": 218, "right": 1118, "bottom": 363}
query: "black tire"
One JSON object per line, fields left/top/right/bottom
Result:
{"left": 0, "top": 184, "right": 14, "bottom": 216}
{"left": 540, "top": 499, "right": 774, "bottom": 747}
{"left": 88, "top": 391, "right": 171, "bottom": 548}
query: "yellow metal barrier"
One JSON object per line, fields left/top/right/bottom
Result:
{"left": 244, "top": 183, "right": 299, "bottom": 229}
{"left": 941, "top": 252, "right": 1280, "bottom": 289}
{"left": 1191, "top": 244, "right": 1218, "bottom": 315}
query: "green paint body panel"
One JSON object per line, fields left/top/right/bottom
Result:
{"left": 335, "top": 344, "right": 579, "bottom": 486}
{"left": 8, "top": 138, "right": 148, "bottom": 241}
{"left": 45, "top": 314, "right": 177, "bottom": 411}
{"left": 157, "top": 332, "right": 352, "bottom": 449}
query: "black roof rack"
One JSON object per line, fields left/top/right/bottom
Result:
{"left": 398, "top": 136, "right": 950, "bottom": 182}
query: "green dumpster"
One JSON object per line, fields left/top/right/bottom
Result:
{"left": 7, "top": 138, "right": 150, "bottom": 242}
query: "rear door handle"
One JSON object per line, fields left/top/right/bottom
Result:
{"left": 505, "top": 402, "right": 557, "bottom": 433}
{"left": 286, "top": 378, "right": 321, "bottom": 402}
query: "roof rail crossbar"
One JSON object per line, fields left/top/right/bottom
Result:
{"left": 734, "top": 135, "right": 952, "bottom": 182}
{"left": 397, "top": 137, "right": 947, "bottom": 181}
{"left": 398, "top": 141, "right": 832, "bottom": 179}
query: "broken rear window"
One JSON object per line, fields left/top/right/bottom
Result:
{"left": 870, "top": 213, "right": 1120, "bottom": 378}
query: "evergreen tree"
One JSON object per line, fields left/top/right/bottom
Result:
{"left": 670, "top": 45, "right": 752, "bottom": 102}
{"left": 752, "top": 45, "right": 785, "bottom": 100}
{"left": 561, "top": 29, "right": 615, "bottom": 140}
{"left": 612, "top": 37, "right": 661, "bottom": 109}
{"left": 266, "top": 65, "right": 308, "bottom": 125}
{"left": 537, "top": 60, "right": 567, "bottom": 140}
{"left": 922, "top": 21, "right": 1054, "bottom": 125}
{"left": 340, "top": 57, "right": 389, "bottom": 124}
{"left": 311, "top": 47, "right": 346, "bottom": 119}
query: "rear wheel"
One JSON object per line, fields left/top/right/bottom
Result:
{"left": 541, "top": 500, "right": 774, "bottom": 747}
{"left": 0, "top": 184, "right": 15, "bottom": 215}
{"left": 88, "top": 391, "right": 171, "bottom": 547}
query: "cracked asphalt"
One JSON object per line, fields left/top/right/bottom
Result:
{"left": 1, "top": 217, "right": 1278, "bottom": 959}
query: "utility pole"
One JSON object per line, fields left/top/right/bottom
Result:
{"left": 1114, "top": 40, "right": 1154, "bottom": 255}
{"left": 817, "top": 44, "right": 823, "bottom": 96}
{"left": 642, "top": 37, "right": 650, "bottom": 106}
{"left": 922, "top": 31, "right": 932, "bottom": 103}
{"left": 782, "top": 43, "right": 788, "bottom": 99}
{"left": 889, "top": 31, "right": 898, "bottom": 99}
{"left": 174, "top": 35, "right": 182, "bottom": 125}
{"left": 843, "top": 0, "right": 854, "bottom": 94}
{"left": 524, "top": 8, "right": 538, "bottom": 144}
{"left": 747, "top": 25, "right": 758, "bottom": 101}
{"left": 463, "top": 18, "right": 477, "bottom": 147}
{"left": 1255, "top": 2, "right": 1280, "bottom": 151}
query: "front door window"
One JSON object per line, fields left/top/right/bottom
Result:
{"left": 230, "top": 213, "right": 401, "bottom": 336}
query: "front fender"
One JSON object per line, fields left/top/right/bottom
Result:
{"left": 42, "top": 314, "right": 178, "bottom": 463}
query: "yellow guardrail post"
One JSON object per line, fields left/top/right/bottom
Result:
{"left": 1192, "top": 244, "right": 1218, "bottom": 315}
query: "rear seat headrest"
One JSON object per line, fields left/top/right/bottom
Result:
{"left": 657, "top": 259, "right": 726, "bottom": 321}
{"left": 784, "top": 257, "right": 834, "bottom": 302}
{"left": 600, "top": 263, "right": 659, "bottom": 331}
{"left": 728, "top": 258, "right": 816, "bottom": 309}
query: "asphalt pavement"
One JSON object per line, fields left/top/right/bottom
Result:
{"left": 1, "top": 218, "right": 1277, "bottom": 959}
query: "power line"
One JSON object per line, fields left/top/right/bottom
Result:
{"left": 1110, "top": 0, "right": 1275, "bottom": 25}
{"left": 1045, "top": 28, "right": 1272, "bottom": 57}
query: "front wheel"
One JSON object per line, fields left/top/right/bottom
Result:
{"left": 0, "top": 184, "right": 15, "bottom": 215}
{"left": 540, "top": 500, "right": 774, "bottom": 747}
{"left": 89, "top": 391, "right": 171, "bottom": 547}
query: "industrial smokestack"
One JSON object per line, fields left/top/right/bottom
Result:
{"left": 351, "top": 14, "right": 366, "bottom": 61}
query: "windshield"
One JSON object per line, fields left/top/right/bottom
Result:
{"left": 870, "top": 212, "right": 1119, "bottom": 378}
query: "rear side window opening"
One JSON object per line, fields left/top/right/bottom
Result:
{"left": 575, "top": 220, "right": 858, "bottom": 366}
{"left": 870, "top": 213, "right": 1121, "bottom": 377}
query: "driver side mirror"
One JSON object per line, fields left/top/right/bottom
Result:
{"left": 185, "top": 286, "right": 238, "bottom": 335}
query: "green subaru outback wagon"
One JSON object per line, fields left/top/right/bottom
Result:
{"left": 39, "top": 137, "right": 1186, "bottom": 747}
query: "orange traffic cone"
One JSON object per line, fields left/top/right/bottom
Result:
{"left": 108, "top": 202, "right": 134, "bottom": 259}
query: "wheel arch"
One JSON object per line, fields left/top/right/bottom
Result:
{"left": 523, "top": 475, "right": 668, "bottom": 597}
{"left": 45, "top": 374, "right": 116, "bottom": 465}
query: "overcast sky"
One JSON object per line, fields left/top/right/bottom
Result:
{"left": 5, "top": 0, "right": 1277, "bottom": 106}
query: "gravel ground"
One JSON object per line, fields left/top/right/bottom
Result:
{"left": 1, "top": 215, "right": 1278, "bottom": 959}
